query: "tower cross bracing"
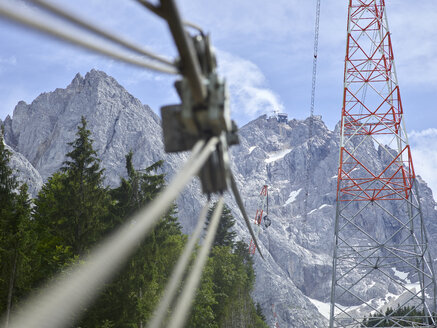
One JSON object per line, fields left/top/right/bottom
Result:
{"left": 330, "top": 1, "right": 437, "bottom": 327}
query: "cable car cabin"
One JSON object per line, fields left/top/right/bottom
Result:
{"left": 277, "top": 113, "right": 288, "bottom": 123}
{"left": 263, "top": 215, "right": 271, "bottom": 228}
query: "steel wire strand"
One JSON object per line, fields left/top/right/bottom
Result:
{"left": 136, "top": 0, "right": 203, "bottom": 33}
{"left": 158, "top": 0, "right": 207, "bottom": 103}
{"left": 28, "top": 0, "right": 175, "bottom": 67}
{"left": 148, "top": 202, "right": 210, "bottom": 328}
{"left": 6, "top": 138, "right": 219, "bottom": 328}
{"left": 230, "top": 173, "right": 265, "bottom": 260}
{"left": 303, "top": 0, "right": 321, "bottom": 221}
{"left": 136, "top": 0, "right": 164, "bottom": 18}
{"left": 167, "top": 197, "right": 224, "bottom": 328}
{"left": 0, "top": 1, "right": 178, "bottom": 75}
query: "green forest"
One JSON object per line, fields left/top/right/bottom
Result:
{"left": 0, "top": 118, "right": 268, "bottom": 328}
{"left": 362, "top": 305, "right": 436, "bottom": 327}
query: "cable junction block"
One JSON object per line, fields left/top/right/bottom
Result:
{"left": 160, "top": 11, "right": 239, "bottom": 195}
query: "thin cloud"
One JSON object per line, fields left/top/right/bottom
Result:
{"left": 386, "top": 2, "right": 437, "bottom": 87}
{"left": 409, "top": 128, "right": 437, "bottom": 195}
{"left": 1, "top": 0, "right": 436, "bottom": 132}
{"left": 217, "top": 51, "right": 284, "bottom": 123}
{"left": 0, "top": 56, "right": 17, "bottom": 65}
{"left": 0, "top": 56, "right": 17, "bottom": 74}
{"left": 0, "top": 86, "right": 38, "bottom": 119}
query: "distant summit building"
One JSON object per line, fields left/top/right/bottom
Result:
{"left": 277, "top": 113, "right": 288, "bottom": 123}
{"left": 268, "top": 109, "right": 288, "bottom": 123}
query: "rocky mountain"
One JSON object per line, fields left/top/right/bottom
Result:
{"left": 2, "top": 70, "right": 437, "bottom": 327}
{"left": 2, "top": 70, "right": 204, "bottom": 233}
{"left": 230, "top": 115, "right": 437, "bottom": 324}
{"left": 4, "top": 143, "right": 43, "bottom": 197}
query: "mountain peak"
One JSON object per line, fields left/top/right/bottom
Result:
{"left": 4, "top": 70, "right": 160, "bottom": 185}
{"left": 7, "top": 70, "right": 437, "bottom": 327}
{"left": 84, "top": 68, "right": 109, "bottom": 82}
{"left": 85, "top": 69, "right": 121, "bottom": 88}
{"left": 70, "top": 72, "right": 84, "bottom": 89}
{"left": 66, "top": 69, "right": 123, "bottom": 94}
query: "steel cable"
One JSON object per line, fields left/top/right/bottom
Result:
{"left": 148, "top": 201, "right": 210, "bottom": 328}
{"left": 167, "top": 197, "right": 224, "bottom": 328}
{"left": 158, "top": 0, "right": 207, "bottom": 103}
{"left": 136, "top": 0, "right": 165, "bottom": 18}
{"left": 28, "top": 0, "right": 175, "bottom": 67}
{"left": 0, "top": 0, "right": 262, "bottom": 325}
{"left": 6, "top": 138, "right": 219, "bottom": 328}
{"left": 230, "top": 174, "right": 265, "bottom": 260}
{"left": 0, "top": 1, "right": 178, "bottom": 75}
{"left": 303, "top": 0, "right": 321, "bottom": 220}
{"left": 137, "top": 0, "right": 203, "bottom": 34}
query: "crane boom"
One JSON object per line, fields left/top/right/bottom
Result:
{"left": 303, "top": 0, "right": 321, "bottom": 219}
{"left": 310, "top": 0, "right": 321, "bottom": 117}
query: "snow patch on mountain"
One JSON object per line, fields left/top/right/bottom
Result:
{"left": 4, "top": 70, "right": 437, "bottom": 327}
{"left": 393, "top": 268, "right": 410, "bottom": 282}
{"left": 307, "top": 297, "right": 331, "bottom": 319}
{"left": 285, "top": 189, "right": 302, "bottom": 205}
{"left": 308, "top": 203, "right": 331, "bottom": 215}
{"left": 265, "top": 148, "right": 292, "bottom": 163}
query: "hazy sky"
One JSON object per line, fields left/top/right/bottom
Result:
{"left": 0, "top": 0, "right": 436, "bottom": 193}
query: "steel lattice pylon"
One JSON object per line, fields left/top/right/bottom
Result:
{"left": 249, "top": 185, "right": 268, "bottom": 255}
{"left": 329, "top": 1, "right": 437, "bottom": 327}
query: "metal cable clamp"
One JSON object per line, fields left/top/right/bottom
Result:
{"left": 158, "top": 1, "right": 239, "bottom": 194}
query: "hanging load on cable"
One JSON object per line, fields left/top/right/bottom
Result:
{"left": 271, "top": 303, "right": 280, "bottom": 328}
{"left": 249, "top": 185, "right": 269, "bottom": 255}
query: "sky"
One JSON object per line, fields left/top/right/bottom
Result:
{"left": 0, "top": 0, "right": 437, "bottom": 194}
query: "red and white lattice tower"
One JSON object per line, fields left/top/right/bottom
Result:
{"left": 249, "top": 185, "right": 268, "bottom": 255}
{"left": 329, "top": 1, "right": 436, "bottom": 327}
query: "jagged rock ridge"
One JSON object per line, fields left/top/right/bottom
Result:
{"left": 3, "top": 70, "right": 437, "bottom": 327}
{"left": 2, "top": 69, "right": 204, "bottom": 233}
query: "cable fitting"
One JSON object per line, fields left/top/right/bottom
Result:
{"left": 161, "top": 32, "right": 239, "bottom": 194}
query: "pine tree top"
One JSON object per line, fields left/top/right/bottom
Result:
{"left": 206, "top": 202, "right": 237, "bottom": 248}
{"left": 62, "top": 116, "right": 104, "bottom": 185}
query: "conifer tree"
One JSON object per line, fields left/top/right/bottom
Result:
{"left": 187, "top": 260, "right": 218, "bottom": 328}
{"left": 0, "top": 129, "right": 34, "bottom": 327}
{"left": 111, "top": 151, "right": 165, "bottom": 221}
{"left": 33, "top": 116, "right": 111, "bottom": 277}
{"left": 206, "top": 203, "right": 237, "bottom": 248}
{"left": 198, "top": 202, "right": 269, "bottom": 328}
{"left": 256, "top": 303, "right": 267, "bottom": 322}
{"left": 81, "top": 151, "right": 185, "bottom": 327}
{"left": 60, "top": 116, "right": 109, "bottom": 255}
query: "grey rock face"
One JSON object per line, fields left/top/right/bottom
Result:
{"left": 3, "top": 70, "right": 437, "bottom": 327}
{"left": 5, "top": 71, "right": 166, "bottom": 184}
{"left": 229, "top": 115, "right": 437, "bottom": 325}
{"left": 3, "top": 142, "right": 43, "bottom": 197}
{"left": 2, "top": 69, "right": 203, "bottom": 233}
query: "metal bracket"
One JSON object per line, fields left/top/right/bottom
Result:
{"left": 161, "top": 24, "right": 239, "bottom": 194}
